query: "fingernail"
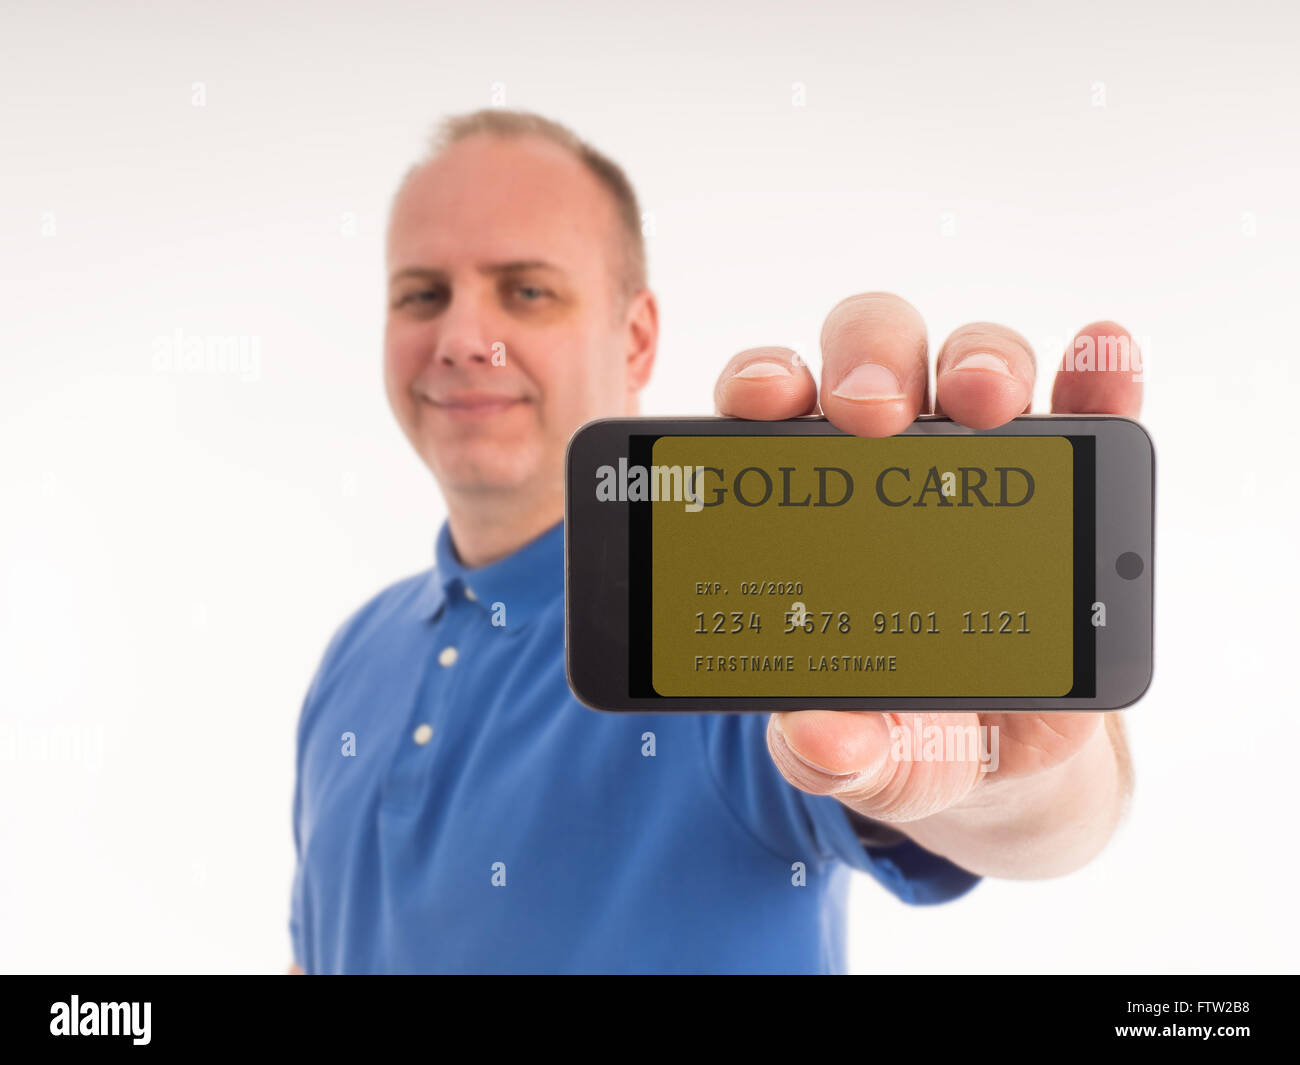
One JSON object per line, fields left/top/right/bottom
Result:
{"left": 734, "top": 360, "right": 793, "bottom": 380}
{"left": 947, "top": 351, "right": 1016, "bottom": 377}
{"left": 830, "top": 363, "right": 905, "bottom": 401}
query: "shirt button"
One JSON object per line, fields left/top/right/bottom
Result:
{"left": 464, "top": 586, "right": 477, "bottom": 602}
{"left": 412, "top": 723, "right": 433, "bottom": 746}
{"left": 439, "top": 645, "right": 459, "bottom": 667}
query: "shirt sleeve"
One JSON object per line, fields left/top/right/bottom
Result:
{"left": 290, "top": 746, "right": 306, "bottom": 968}
{"left": 289, "top": 679, "right": 311, "bottom": 970}
{"left": 699, "top": 713, "right": 981, "bottom": 906}
{"left": 797, "top": 785, "right": 981, "bottom": 904}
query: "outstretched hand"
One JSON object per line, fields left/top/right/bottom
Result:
{"left": 713, "top": 292, "right": 1139, "bottom": 875}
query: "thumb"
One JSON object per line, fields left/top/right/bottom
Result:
{"left": 767, "top": 711, "right": 895, "bottom": 797}
{"left": 768, "top": 711, "right": 984, "bottom": 822}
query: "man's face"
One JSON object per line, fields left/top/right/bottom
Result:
{"left": 384, "top": 134, "right": 651, "bottom": 503}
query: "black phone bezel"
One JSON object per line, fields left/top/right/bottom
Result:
{"left": 565, "top": 415, "right": 1154, "bottom": 713}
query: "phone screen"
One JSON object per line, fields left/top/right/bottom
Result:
{"left": 625, "top": 434, "right": 1096, "bottom": 699}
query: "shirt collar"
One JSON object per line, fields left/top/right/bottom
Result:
{"left": 412, "top": 517, "right": 565, "bottom": 628}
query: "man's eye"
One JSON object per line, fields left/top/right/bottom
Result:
{"left": 397, "top": 290, "right": 443, "bottom": 308}
{"left": 513, "top": 284, "right": 550, "bottom": 301}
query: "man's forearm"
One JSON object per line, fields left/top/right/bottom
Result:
{"left": 878, "top": 715, "right": 1132, "bottom": 880}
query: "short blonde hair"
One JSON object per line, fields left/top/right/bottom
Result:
{"left": 395, "top": 109, "right": 647, "bottom": 311}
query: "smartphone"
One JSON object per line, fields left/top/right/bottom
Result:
{"left": 564, "top": 415, "right": 1154, "bottom": 713}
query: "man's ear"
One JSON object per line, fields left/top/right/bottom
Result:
{"left": 624, "top": 288, "right": 658, "bottom": 397}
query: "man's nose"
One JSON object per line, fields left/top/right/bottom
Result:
{"left": 432, "top": 297, "right": 494, "bottom": 368}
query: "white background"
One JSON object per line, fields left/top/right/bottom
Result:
{"left": 2, "top": 0, "right": 1297, "bottom": 974}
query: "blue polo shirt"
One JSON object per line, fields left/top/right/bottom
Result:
{"left": 290, "top": 517, "right": 978, "bottom": 974}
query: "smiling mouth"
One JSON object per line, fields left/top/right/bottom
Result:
{"left": 423, "top": 394, "right": 527, "bottom": 420}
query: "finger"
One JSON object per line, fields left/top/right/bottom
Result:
{"left": 818, "top": 293, "right": 929, "bottom": 437}
{"left": 934, "top": 322, "right": 1036, "bottom": 429}
{"left": 714, "top": 346, "right": 819, "bottom": 419}
{"left": 1050, "top": 321, "right": 1143, "bottom": 417}
{"left": 767, "top": 711, "right": 983, "bottom": 822}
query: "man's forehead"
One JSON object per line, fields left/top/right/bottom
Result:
{"left": 387, "top": 136, "right": 616, "bottom": 268}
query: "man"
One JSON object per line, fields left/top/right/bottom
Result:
{"left": 289, "top": 109, "right": 1136, "bottom": 974}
